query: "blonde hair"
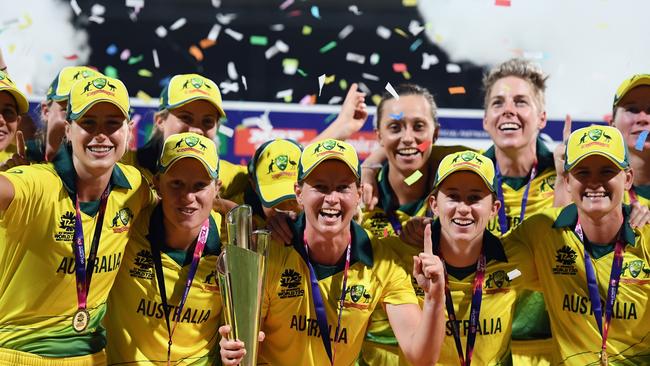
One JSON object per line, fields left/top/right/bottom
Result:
{"left": 482, "top": 58, "right": 548, "bottom": 110}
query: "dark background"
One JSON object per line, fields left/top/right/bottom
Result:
{"left": 73, "top": 0, "right": 486, "bottom": 109}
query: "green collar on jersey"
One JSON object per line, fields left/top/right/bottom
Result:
{"left": 483, "top": 136, "right": 555, "bottom": 190}
{"left": 376, "top": 161, "right": 429, "bottom": 216}
{"left": 430, "top": 218, "right": 508, "bottom": 264}
{"left": 552, "top": 203, "right": 636, "bottom": 247}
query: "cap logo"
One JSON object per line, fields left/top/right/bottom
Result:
{"left": 451, "top": 151, "right": 483, "bottom": 165}
{"left": 73, "top": 70, "right": 94, "bottom": 81}
{"left": 313, "top": 139, "right": 347, "bottom": 155}
{"left": 275, "top": 155, "right": 289, "bottom": 171}
{"left": 92, "top": 78, "right": 107, "bottom": 90}
{"left": 578, "top": 128, "right": 612, "bottom": 148}
{"left": 173, "top": 135, "right": 208, "bottom": 152}
{"left": 0, "top": 73, "right": 5, "bottom": 81}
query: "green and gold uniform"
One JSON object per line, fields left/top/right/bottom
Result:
{"left": 505, "top": 204, "right": 650, "bottom": 365}
{"left": 484, "top": 137, "right": 557, "bottom": 364}
{"left": 260, "top": 215, "right": 418, "bottom": 366}
{"left": 625, "top": 185, "right": 650, "bottom": 208}
{"left": 0, "top": 144, "right": 16, "bottom": 164}
{"left": 361, "top": 220, "right": 538, "bottom": 366}
{"left": 0, "top": 146, "right": 153, "bottom": 363}
{"left": 105, "top": 205, "right": 223, "bottom": 366}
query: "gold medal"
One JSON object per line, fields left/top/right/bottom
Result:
{"left": 72, "top": 309, "right": 90, "bottom": 333}
{"left": 600, "top": 350, "right": 608, "bottom": 366}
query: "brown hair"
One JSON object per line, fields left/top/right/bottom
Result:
{"left": 375, "top": 83, "right": 439, "bottom": 132}
{"left": 482, "top": 58, "right": 548, "bottom": 110}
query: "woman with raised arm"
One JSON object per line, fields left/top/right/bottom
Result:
{"left": 0, "top": 75, "right": 153, "bottom": 365}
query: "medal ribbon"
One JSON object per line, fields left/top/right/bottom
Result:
{"left": 574, "top": 220, "right": 625, "bottom": 363}
{"left": 441, "top": 247, "right": 486, "bottom": 366}
{"left": 151, "top": 218, "right": 210, "bottom": 366}
{"left": 72, "top": 185, "right": 111, "bottom": 316}
{"left": 301, "top": 234, "right": 351, "bottom": 365}
{"left": 495, "top": 161, "right": 537, "bottom": 235}
{"left": 386, "top": 212, "right": 403, "bottom": 237}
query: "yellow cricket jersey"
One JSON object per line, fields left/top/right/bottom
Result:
{"left": 625, "top": 185, "right": 650, "bottom": 208}
{"left": 123, "top": 136, "right": 248, "bottom": 200}
{"left": 259, "top": 214, "right": 418, "bottom": 366}
{"left": 360, "top": 145, "right": 468, "bottom": 238}
{"left": 0, "top": 144, "right": 16, "bottom": 164}
{"left": 504, "top": 204, "right": 650, "bottom": 365}
{"left": 483, "top": 138, "right": 556, "bottom": 361}
{"left": 361, "top": 220, "right": 538, "bottom": 366}
{"left": 105, "top": 205, "right": 223, "bottom": 366}
{"left": 0, "top": 145, "right": 154, "bottom": 358}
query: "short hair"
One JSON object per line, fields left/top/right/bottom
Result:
{"left": 482, "top": 58, "right": 548, "bottom": 110}
{"left": 375, "top": 83, "right": 439, "bottom": 131}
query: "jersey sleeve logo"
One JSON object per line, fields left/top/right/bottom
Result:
{"left": 485, "top": 270, "right": 512, "bottom": 294}
{"left": 54, "top": 211, "right": 76, "bottom": 242}
{"left": 621, "top": 259, "right": 650, "bottom": 285}
{"left": 553, "top": 245, "right": 578, "bottom": 275}
{"left": 110, "top": 207, "right": 133, "bottom": 233}
{"left": 278, "top": 268, "right": 304, "bottom": 298}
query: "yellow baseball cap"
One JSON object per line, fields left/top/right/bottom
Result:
{"left": 613, "top": 74, "right": 650, "bottom": 109}
{"left": 159, "top": 73, "right": 226, "bottom": 119}
{"left": 248, "top": 139, "right": 303, "bottom": 207}
{"left": 565, "top": 125, "right": 628, "bottom": 171}
{"left": 434, "top": 151, "right": 496, "bottom": 192}
{"left": 0, "top": 70, "right": 28, "bottom": 114}
{"left": 158, "top": 132, "right": 219, "bottom": 179}
{"left": 67, "top": 76, "right": 130, "bottom": 121}
{"left": 298, "top": 139, "right": 360, "bottom": 182}
{"left": 46, "top": 66, "right": 100, "bottom": 102}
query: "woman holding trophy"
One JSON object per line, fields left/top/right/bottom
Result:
{"left": 104, "top": 132, "right": 225, "bottom": 365}
{"left": 219, "top": 139, "right": 446, "bottom": 366}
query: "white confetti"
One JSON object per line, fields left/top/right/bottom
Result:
{"left": 276, "top": 89, "right": 293, "bottom": 99}
{"left": 275, "top": 40, "right": 289, "bottom": 53}
{"left": 155, "top": 25, "right": 168, "bottom": 38}
{"left": 265, "top": 46, "right": 279, "bottom": 60}
{"left": 216, "top": 13, "right": 237, "bottom": 25}
{"left": 224, "top": 28, "right": 243, "bottom": 41}
{"left": 279, "top": 0, "right": 294, "bottom": 10}
{"left": 348, "top": 5, "right": 362, "bottom": 15}
{"left": 219, "top": 81, "right": 239, "bottom": 94}
{"left": 370, "top": 53, "right": 380, "bottom": 65}
{"left": 357, "top": 82, "right": 371, "bottom": 94}
{"left": 338, "top": 25, "right": 354, "bottom": 40}
{"left": 169, "top": 17, "right": 186, "bottom": 31}
{"left": 385, "top": 82, "right": 399, "bottom": 100}
{"left": 211, "top": 0, "right": 221, "bottom": 7}
{"left": 70, "top": 0, "right": 82, "bottom": 16}
{"left": 446, "top": 63, "right": 461, "bottom": 73}
{"left": 88, "top": 15, "right": 104, "bottom": 24}
{"left": 243, "top": 111, "right": 272, "bottom": 131}
{"left": 227, "top": 62, "right": 238, "bottom": 80}
{"left": 507, "top": 269, "right": 522, "bottom": 281}
{"left": 270, "top": 24, "right": 285, "bottom": 31}
{"left": 152, "top": 49, "right": 159, "bottom": 68}
{"left": 362, "top": 73, "right": 379, "bottom": 81}
{"left": 125, "top": 0, "right": 144, "bottom": 7}
{"left": 328, "top": 96, "right": 343, "bottom": 104}
{"left": 421, "top": 53, "right": 439, "bottom": 70}
{"left": 91, "top": 4, "right": 106, "bottom": 16}
{"left": 376, "top": 25, "right": 391, "bottom": 40}
{"left": 408, "top": 20, "right": 424, "bottom": 36}
{"left": 318, "top": 74, "right": 326, "bottom": 96}
{"left": 207, "top": 24, "right": 222, "bottom": 41}
{"left": 218, "top": 124, "right": 234, "bottom": 138}
{"left": 241, "top": 75, "right": 247, "bottom": 90}
{"left": 346, "top": 52, "right": 365, "bottom": 64}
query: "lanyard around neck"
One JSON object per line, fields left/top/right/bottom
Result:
{"left": 301, "top": 234, "right": 351, "bottom": 365}
{"left": 71, "top": 185, "right": 110, "bottom": 332}
{"left": 495, "top": 161, "right": 537, "bottom": 235}
{"left": 441, "top": 247, "right": 486, "bottom": 366}
{"left": 574, "top": 219, "right": 626, "bottom": 364}
{"left": 151, "top": 218, "right": 210, "bottom": 366}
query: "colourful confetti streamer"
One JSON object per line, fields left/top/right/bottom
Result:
{"left": 404, "top": 170, "right": 423, "bottom": 186}
{"left": 104, "top": 65, "right": 118, "bottom": 78}
{"left": 64, "top": 54, "right": 79, "bottom": 60}
{"left": 409, "top": 39, "right": 423, "bottom": 52}
{"left": 385, "top": 82, "right": 399, "bottom": 99}
{"left": 319, "top": 41, "right": 337, "bottom": 53}
{"left": 302, "top": 25, "right": 312, "bottom": 35}
{"left": 127, "top": 55, "right": 144, "bottom": 65}
{"left": 392, "top": 63, "right": 407, "bottom": 73}
{"left": 448, "top": 86, "right": 466, "bottom": 94}
{"left": 250, "top": 35, "right": 268, "bottom": 46}
{"left": 189, "top": 45, "right": 204, "bottom": 61}
{"left": 495, "top": 0, "right": 511, "bottom": 6}
{"left": 310, "top": 6, "right": 321, "bottom": 19}
{"left": 297, "top": 68, "right": 308, "bottom": 77}
{"left": 389, "top": 112, "right": 404, "bottom": 120}
{"left": 137, "top": 69, "right": 153, "bottom": 77}
{"left": 635, "top": 130, "right": 649, "bottom": 151}
{"left": 199, "top": 39, "right": 216, "bottom": 49}
{"left": 136, "top": 90, "right": 153, "bottom": 102}
{"left": 106, "top": 44, "right": 118, "bottom": 55}
{"left": 416, "top": 140, "right": 431, "bottom": 153}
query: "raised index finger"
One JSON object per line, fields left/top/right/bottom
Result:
{"left": 423, "top": 223, "right": 433, "bottom": 255}
{"left": 15, "top": 131, "right": 25, "bottom": 158}
{"left": 562, "top": 114, "right": 572, "bottom": 142}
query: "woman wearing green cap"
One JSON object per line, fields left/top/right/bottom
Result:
{"left": 105, "top": 132, "right": 225, "bottom": 366}
{"left": 219, "top": 138, "right": 446, "bottom": 366}
{"left": 0, "top": 70, "right": 29, "bottom": 166}
{"left": 505, "top": 125, "right": 650, "bottom": 364}
{"left": 0, "top": 75, "right": 154, "bottom": 365}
